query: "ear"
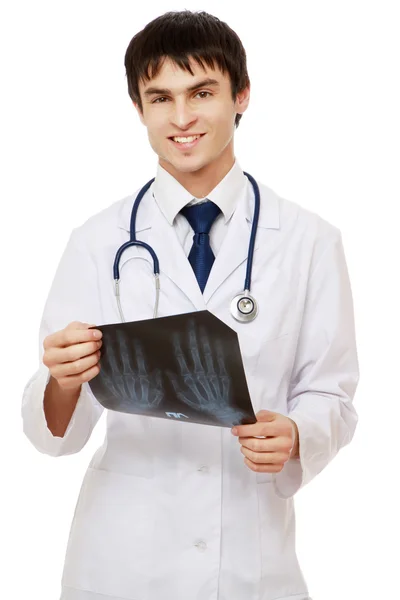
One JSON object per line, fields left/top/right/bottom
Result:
{"left": 133, "top": 101, "right": 146, "bottom": 125}
{"left": 235, "top": 84, "right": 250, "bottom": 115}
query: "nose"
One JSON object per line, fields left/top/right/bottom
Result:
{"left": 170, "top": 97, "right": 198, "bottom": 130}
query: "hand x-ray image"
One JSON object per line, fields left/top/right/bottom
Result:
{"left": 88, "top": 310, "right": 257, "bottom": 427}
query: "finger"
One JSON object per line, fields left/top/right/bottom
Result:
{"left": 118, "top": 330, "right": 132, "bottom": 374}
{"left": 134, "top": 339, "right": 147, "bottom": 377}
{"left": 207, "top": 372, "right": 220, "bottom": 399}
{"left": 154, "top": 369, "right": 163, "bottom": 392}
{"left": 57, "top": 363, "right": 101, "bottom": 390}
{"left": 221, "top": 373, "right": 230, "bottom": 402}
{"left": 215, "top": 339, "right": 228, "bottom": 377}
{"left": 102, "top": 332, "right": 116, "bottom": 373}
{"left": 243, "top": 457, "right": 284, "bottom": 474}
{"left": 172, "top": 332, "right": 189, "bottom": 375}
{"left": 66, "top": 321, "right": 97, "bottom": 330}
{"left": 188, "top": 321, "right": 204, "bottom": 373}
{"left": 202, "top": 332, "right": 214, "bottom": 374}
{"left": 232, "top": 421, "right": 277, "bottom": 438}
{"left": 215, "top": 339, "right": 230, "bottom": 399}
{"left": 201, "top": 333, "right": 222, "bottom": 398}
{"left": 255, "top": 409, "right": 278, "bottom": 423}
{"left": 44, "top": 340, "right": 102, "bottom": 367}
{"left": 240, "top": 445, "right": 290, "bottom": 465}
{"left": 166, "top": 370, "right": 180, "bottom": 394}
{"left": 184, "top": 374, "right": 204, "bottom": 406}
{"left": 44, "top": 325, "right": 102, "bottom": 350}
{"left": 238, "top": 435, "right": 292, "bottom": 454}
{"left": 195, "top": 373, "right": 211, "bottom": 405}
{"left": 167, "top": 370, "right": 200, "bottom": 410}
{"left": 50, "top": 350, "right": 101, "bottom": 379}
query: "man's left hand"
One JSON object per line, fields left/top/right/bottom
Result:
{"left": 231, "top": 410, "right": 299, "bottom": 474}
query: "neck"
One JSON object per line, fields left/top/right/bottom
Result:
{"left": 159, "top": 145, "right": 235, "bottom": 198}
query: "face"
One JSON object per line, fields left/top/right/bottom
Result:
{"left": 133, "top": 57, "right": 250, "bottom": 188}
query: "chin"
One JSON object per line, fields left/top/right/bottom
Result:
{"left": 162, "top": 154, "right": 212, "bottom": 174}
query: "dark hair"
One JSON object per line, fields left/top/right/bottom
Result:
{"left": 124, "top": 10, "right": 250, "bottom": 128}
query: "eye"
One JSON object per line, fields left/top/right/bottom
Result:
{"left": 152, "top": 91, "right": 212, "bottom": 104}
{"left": 196, "top": 91, "right": 211, "bottom": 99}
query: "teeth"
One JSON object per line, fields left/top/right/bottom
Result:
{"left": 172, "top": 135, "right": 201, "bottom": 143}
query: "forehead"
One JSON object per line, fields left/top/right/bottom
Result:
{"left": 139, "top": 56, "right": 227, "bottom": 90}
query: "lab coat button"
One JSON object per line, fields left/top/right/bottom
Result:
{"left": 194, "top": 540, "right": 207, "bottom": 552}
{"left": 198, "top": 465, "right": 209, "bottom": 473}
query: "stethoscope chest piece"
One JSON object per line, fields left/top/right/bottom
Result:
{"left": 230, "top": 290, "right": 258, "bottom": 323}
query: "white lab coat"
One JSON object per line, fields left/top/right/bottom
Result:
{"left": 22, "top": 177, "right": 359, "bottom": 600}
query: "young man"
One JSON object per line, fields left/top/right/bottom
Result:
{"left": 22, "top": 10, "right": 359, "bottom": 600}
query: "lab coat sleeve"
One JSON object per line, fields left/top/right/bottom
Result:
{"left": 21, "top": 228, "right": 105, "bottom": 457}
{"left": 273, "top": 229, "right": 359, "bottom": 499}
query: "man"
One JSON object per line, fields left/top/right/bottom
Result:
{"left": 22, "top": 10, "right": 359, "bottom": 600}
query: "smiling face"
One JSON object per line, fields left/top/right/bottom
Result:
{"left": 133, "top": 56, "right": 250, "bottom": 194}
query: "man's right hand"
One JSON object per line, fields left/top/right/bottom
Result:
{"left": 43, "top": 321, "right": 103, "bottom": 391}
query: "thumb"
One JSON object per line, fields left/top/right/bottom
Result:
{"left": 256, "top": 409, "right": 278, "bottom": 422}
{"left": 66, "top": 321, "right": 97, "bottom": 330}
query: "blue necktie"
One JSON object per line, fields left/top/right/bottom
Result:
{"left": 180, "top": 200, "right": 221, "bottom": 293}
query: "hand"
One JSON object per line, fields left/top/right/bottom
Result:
{"left": 100, "top": 329, "right": 163, "bottom": 413}
{"left": 166, "top": 318, "right": 247, "bottom": 425}
{"left": 231, "top": 410, "right": 299, "bottom": 474}
{"left": 43, "top": 321, "right": 103, "bottom": 390}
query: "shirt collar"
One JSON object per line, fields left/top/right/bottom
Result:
{"left": 152, "top": 158, "right": 247, "bottom": 225}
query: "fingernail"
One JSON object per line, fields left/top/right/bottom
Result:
{"left": 93, "top": 330, "right": 102, "bottom": 339}
{"left": 231, "top": 428, "right": 238, "bottom": 436}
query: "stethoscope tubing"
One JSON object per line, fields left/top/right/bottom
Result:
{"left": 113, "top": 171, "right": 260, "bottom": 322}
{"left": 242, "top": 171, "right": 260, "bottom": 292}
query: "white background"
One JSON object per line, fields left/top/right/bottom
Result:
{"left": 1, "top": 1, "right": 399, "bottom": 598}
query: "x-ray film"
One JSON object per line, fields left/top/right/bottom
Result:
{"left": 88, "top": 310, "right": 257, "bottom": 427}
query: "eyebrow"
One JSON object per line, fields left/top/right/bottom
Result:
{"left": 143, "top": 78, "right": 220, "bottom": 97}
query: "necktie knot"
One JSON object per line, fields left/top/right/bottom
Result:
{"left": 180, "top": 200, "right": 221, "bottom": 235}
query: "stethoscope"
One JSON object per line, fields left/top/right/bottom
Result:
{"left": 113, "top": 171, "right": 260, "bottom": 324}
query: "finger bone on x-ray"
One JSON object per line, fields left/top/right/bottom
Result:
{"left": 167, "top": 320, "right": 234, "bottom": 418}
{"left": 101, "top": 329, "right": 164, "bottom": 410}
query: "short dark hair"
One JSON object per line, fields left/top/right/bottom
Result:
{"left": 124, "top": 10, "right": 250, "bottom": 128}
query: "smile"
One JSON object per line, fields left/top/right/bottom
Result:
{"left": 168, "top": 133, "right": 206, "bottom": 150}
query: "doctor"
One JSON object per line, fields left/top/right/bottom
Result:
{"left": 22, "top": 9, "right": 359, "bottom": 600}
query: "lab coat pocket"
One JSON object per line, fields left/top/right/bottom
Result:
{"left": 62, "top": 467, "right": 155, "bottom": 600}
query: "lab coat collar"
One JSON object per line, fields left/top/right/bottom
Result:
{"left": 117, "top": 174, "right": 280, "bottom": 234}
{"left": 152, "top": 159, "right": 246, "bottom": 225}
{"left": 116, "top": 176, "right": 280, "bottom": 309}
